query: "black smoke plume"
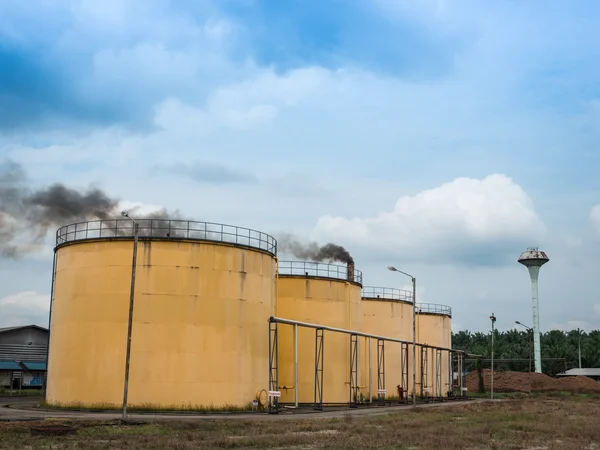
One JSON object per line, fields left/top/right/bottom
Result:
{"left": 0, "top": 160, "right": 181, "bottom": 258}
{"left": 278, "top": 233, "right": 354, "bottom": 264}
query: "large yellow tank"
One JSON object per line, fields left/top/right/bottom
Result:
{"left": 276, "top": 261, "right": 362, "bottom": 405}
{"left": 360, "top": 287, "right": 414, "bottom": 400}
{"left": 415, "top": 303, "right": 452, "bottom": 398}
{"left": 46, "top": 219, "right": 277, "bottom": 409}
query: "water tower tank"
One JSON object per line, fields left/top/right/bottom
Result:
{"left": 45, "top": 219, "right": 277, "bottom": 409}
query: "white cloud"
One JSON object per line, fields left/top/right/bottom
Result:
{"left": 0, "top": 291, "right": 48, "bottom": 309}
{"left": 564, "top": 236, "right": 583, "bottom": 248}
{"left": 311, "top": 174, "right": 545, "bottom": 265}
{"left": 594, "top": 304, "right": 600, "bottom": 316}
{"left": 152, "top": 67, "right": 329, "bottom": 134}
{"left": 0, "top": 291, "right": 50, "bottom": 328}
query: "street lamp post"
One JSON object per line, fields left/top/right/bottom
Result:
{"left": 121, "top": 211, "right": 139, "bottom": 421}
{"left": 388, "top": 266, "right": 416, "bottom": 407}
{"left": 515, "top": 321, "right": 532, "bottom": 394}
{"left": 578, "top": 328, "right": 582, "bottom": 369}
{"left": 490, "top": 313, "right": 496, "bottom": 400}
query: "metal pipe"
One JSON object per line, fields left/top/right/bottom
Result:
{"left": 463, "top": 353, "right": 467, "bottom": 397}
{"left": 42, "top": 249, "right": 57, "bottom": 401}
{"left": 268, "top": 322, "right": 274, "bottom": 412}
{"left": 412, "top": 276, "right": 416, "bottom": 407}
{"left": 448, "top": 351, "right": 453, "bottom": 398}
{"left": 294, "top": 324, "right": 298, "bottom": 407}
{"left": 122, "top": 215, "right": 139, "bottom": 421}
{"left": 274, "top": 257, "right": 279, "bottom": 317}
{"left": 464, "top": 357, "right": 563, "bottom": 362}
{"left": 268, "top": 317, "right": 459, "bottom": 353}
{"left": 356, "top": 336, "right": 360, "bottom": 399}
{"left": 276, "top": 323, "right": 279, "bottom": 411}
{"left": 368, "top": 336, "right": 372, "bottom": 403}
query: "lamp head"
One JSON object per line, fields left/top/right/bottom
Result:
{"left": 121, "top": 210, "right": 129, "bottom": 218}
{"left": 387, "top": 266, "right": 397, "bottom": 272}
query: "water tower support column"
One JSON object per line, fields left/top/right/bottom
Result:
{"left": 527, "top": 265, "right": 542, "bottom": 373}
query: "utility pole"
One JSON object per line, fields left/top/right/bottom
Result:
{"left": 121, "top": 211, "right": 139, "bottom": 421}
{"left": 490, "top": 313, "right": 496, "bottom": 400}
{"left": 516, "top": 321, "right": 532, "bottom": 394}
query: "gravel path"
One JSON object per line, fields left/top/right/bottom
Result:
{"left": 0, "top": 397, "right": 489, "bottom": 422}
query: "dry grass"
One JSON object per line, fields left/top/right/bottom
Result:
{"left": 1, "top": 396, "right": 600, "bottom": 449}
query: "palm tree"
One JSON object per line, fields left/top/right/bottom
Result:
{"left": 452, "top": 327, "right": 600, "bottom": 375}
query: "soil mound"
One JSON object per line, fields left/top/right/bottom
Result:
{"left": 466, "top": 369, "right": 600, "bottom": 394}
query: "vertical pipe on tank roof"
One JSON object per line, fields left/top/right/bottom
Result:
{"left": 347, "top": 262, "right": 355, "bottom": 282}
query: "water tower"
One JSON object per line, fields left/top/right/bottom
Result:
{"left": 518, "top": 247, "right": 549, "bottom": 373}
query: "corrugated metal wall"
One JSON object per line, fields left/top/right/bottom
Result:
{"left": 0, "top": 344, "right": 47, "bottom": 361}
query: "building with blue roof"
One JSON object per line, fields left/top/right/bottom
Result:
{"left": 0, "top": 325, "right": 48, "bottom": 390}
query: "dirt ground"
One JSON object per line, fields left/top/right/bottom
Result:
{"left": 1, "top": 395, "right": 599, "bottom": 449}
{"left": 466, "top": 369, "right": 600, "bottom": 394}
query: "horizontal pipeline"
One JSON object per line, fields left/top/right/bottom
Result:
{"left": 268, "top": 316, "right": 464, "bottom": 355}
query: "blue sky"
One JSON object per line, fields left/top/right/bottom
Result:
{"left": 1, "top": 0, "right": 600, "bottom": 333}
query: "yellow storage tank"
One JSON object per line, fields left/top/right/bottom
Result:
{"left": 360, "top": 287, "right": 414, "bottom": 400}
{"left": 45, "top": 219, "right": 277, "bottom": 409}
{"left": 415, "top": 303, "right": 452, "bottom": 398}
{"left": 276, "top": 261, "right": 362, "bottom": 405}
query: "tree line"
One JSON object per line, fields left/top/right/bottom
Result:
{"left": 452, "top": 328, "right": 600, "bottom": 376}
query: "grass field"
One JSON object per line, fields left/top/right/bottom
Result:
{"left": 1, "top": 396, "right": 599, "bottom": 449}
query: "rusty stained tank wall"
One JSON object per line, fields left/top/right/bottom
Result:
{"left": 276, "top": 261, "right": 362, "bottom": 404}
{"left": 46, "top": 220, "right": 277, "bottom": 409}
{"left": 415, "top": 304, "right": 452, "bottom": 398}
{"left": 360, "top": 287, "right": 414, "bottom": 399}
